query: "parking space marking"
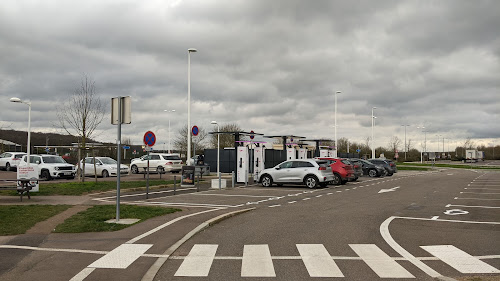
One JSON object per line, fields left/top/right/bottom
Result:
{"left": 268, "top": 205, "right": 281, "bottom": 208}
{"left": 460, "top": 191, "right": 500, "bottom": 195}
{"left": 288, "top": 201, "right": 297, "bottom": 204}
{"left": 421, "top": 245, "right": 500, "bottom": 274}
{"left": 69, "top": 268, "right": 95, "bottom": 281}
{"left": 446, "top": 204, "right": 500, "bottom": 209}
{"left": 454, "top": 197, "right": 500, "bottom": 201}
{"left": 465, "top": 187, "right": 500, "bottom": 190}
{"left": 194, "top": 194, "right": 279, "bottom": 198}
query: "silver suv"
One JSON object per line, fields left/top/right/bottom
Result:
{"left": 130, "top": 153, "right": 183, "bottom": 174}
{"left": 19, "top": 154, "right": 76, "bottom": 180}
{"left": 258, "top": 159, "right": 334, "bottom": 188}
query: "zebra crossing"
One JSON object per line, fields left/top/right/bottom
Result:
{"left": 172, "top": 243, "right": 500, "bottom": 278}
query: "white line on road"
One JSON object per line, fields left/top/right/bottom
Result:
{"left": 288, "top": 201, "right": 297, "bottom": 204}
{"left": 454, "top": 197, "right": 500, "bottom": 201}
{"left": 431, "top": 216, "right": 439, "bottom": 220}
{"left": 175, "top": 244, "right": 218, "bottom": 277}
{"left": 465, "top": 187, "right": 500, "bottom": 190}
{"left": 268, "top": 205, "right": 281, "bottom": 208}
{"left": 302, "top": 198, "right": 310, "bottom": 200}
{"left": 89, "top": 244, "right": 152, "bottom": 269}
{"left": 421, "top": 245, "right": 500, "bottom": 274}
{"left": 241, "top": 245, "right": 276, "bottom": 277}
{"left": 461, "top": 192, "right": 500, "bottom": 195}
{"left": 194, "top": 194, "right": 278, "bottom": 198}
{"left": 445, "top": 204, "right": 500, "bottom": 209}
{"left": 297, "top": 244, "right": 344, "bottom": 277}
{"left": 350, "top": 244, "right": 414, "bottom": 278}
{"left": 69, "top": 268, "right": 95, "bottom": 281}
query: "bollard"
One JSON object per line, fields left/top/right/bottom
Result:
{"left": 231, "top": 171, "right": 235, "bottom": 188}
{"left": 173, "top": 175, "right": 176, "bottom": 195}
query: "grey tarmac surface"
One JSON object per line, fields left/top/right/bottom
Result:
{"left": 0, "top": 169, "right": 499, "bottom": 281}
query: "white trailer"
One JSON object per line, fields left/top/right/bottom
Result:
{"left": 466, "top": 150, "right": 479, "bottom": 162}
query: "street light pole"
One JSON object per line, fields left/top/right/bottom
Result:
{"left": 164, "top": 109, "right": 176, "bottom": 153}
{"left": 417, "top": 126, "right": 426, "bottom": 163}
{"left": 401, "top": 124, "right": 410, "bottom": 160}
{"left": 371, "top": 107, "right": 377, "bottom": 158}
{"left": 334, "top": 91, "right": 340, "bottom": 158}
{"left": 211, "top": 121, "right": 220, "bottom": 189}
{"left": 187, "top": 48, "right": 197, "bottom": 163}
{"left": 10, "top": 97, "right": 31, "bottom": 165}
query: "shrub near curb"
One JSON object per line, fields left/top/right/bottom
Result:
{"left": 54, "top": 205, "right": 181, "bottom": 233}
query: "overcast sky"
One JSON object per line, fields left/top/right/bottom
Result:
{"left": 1, "top": 0, "right": 499, "bottom": 152}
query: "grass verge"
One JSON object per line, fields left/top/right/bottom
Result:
{"left": 0, "top": 180, "right": 174, "bottom": 196}
{"left": 54, "top": 205, "right": 181, "bottom": 233}
{"left": 0, "top": 205, "right": 71, "bottom": 235}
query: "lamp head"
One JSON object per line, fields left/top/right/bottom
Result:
{"left": 336, "top": 91, "right": 341, "bottom": 94}
{"left": 188, "top": 48, "right": 198, "bottom": 53}
{"left": 211, "top": 121, "right": 217, "bottom": 125}
{"left": 10, "top": 97, "right": 22, "bottom": 103}
{"left": 372, "top": 107, "right": 377, "bottom": 109}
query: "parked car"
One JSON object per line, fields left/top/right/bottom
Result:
{"left": 317, "top": 157, "right": 354, "bottom": 185}
{"left": 345, "top": 158, "right": 363, "bottom": 181}
{"left": 258, "top": 159, "right": 334, "bottom": 189}
{"left": 0, "top": 152, "right": 26, "bottom": 171}
{"left": 19, "top": 154, "right": 76, "bottom": 180}
{"left": 130, "top": 153, "right": 182, "bottom": 174}
{"left": 79, "top": 157, "right": 128, "bottom": 177}
{"left": 367, "top": 159, "right": 397, "bottom": 176}
{"left": 356, "top": 159, "right": 386, "bottom": 177}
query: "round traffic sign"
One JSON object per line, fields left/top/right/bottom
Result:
{"left": 143, "top": 131, "right": 156, "bottom": 147}
{"left": 250, "top": 130, "right": 255, "bottom": 140}
{"left": 192, "top": 126, "right": 199, "bottom": 136}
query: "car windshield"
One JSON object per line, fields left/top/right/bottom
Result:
{"left": 42, "top": 156, "right": 66, "bottom": 163}
{"left": 100, "top": 158, "right": 117, "bottom": 165}
{"left": 164, "top": 155, "right": 181, "bottom": 160}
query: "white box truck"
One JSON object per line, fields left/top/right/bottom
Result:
{"left": 466, "top": 150, "right": 478, "bottom": 162}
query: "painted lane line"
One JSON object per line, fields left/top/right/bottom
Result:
{"left": 461, "top": 192, "right": 500, "bottom": 195}
{"left": 268, "top": 205, "right": 281, "bottom": 208}
{"left": 194, "top": 194, "right": 277, "bottom": 198}
{"left": 297, "top": 244, "right": 344, "bottom": 277}
{"left": 380, "top": 217, "right": 443, "bottom": 278}
{"left": 288, "top": 201, "right": 297, "bottom": 204}
{"left": 175, "top": 244, "right": 218, "bottom": 277}
{"left": 454, "top": 197, "right": 500, "bottom": 201}
{"left": 69, "top": 268, "right": 95, "bottom": 281}
{"left": 431, "top": 216, "right": 439, "bottom": 220}
{"left": 316, "top": 195, "right": 323, "bottom": 198}
{"left": 421, "top": 245, "right": 500, "bottom": 274}
{"left": 465, "top": 187, "right": 500, "bottom": 190}
{"left": 0, "top": 245, "right": 107, "bottom": 255}
{"left": 89, "top": 244, "right": 152, "bottom": 269}
{"left": 302, "top": 198, "right": 310, "bottom": 201}
{"left": 336, "top": 191, "right": 342, "bottom": 193}
{"left": 445, "top": 204, "right": 500, "bottom": 209}
{"left": 350, "top": 244, "right": 414, "bottom": 278}
{"left": 241, "top": 245, "right": 276, "bottom": 277}
{"left": 127, "top": 208, "right": 222, "bottom": 244}
{"left": 327, "top": 193, "right": 333, "bottom": 195}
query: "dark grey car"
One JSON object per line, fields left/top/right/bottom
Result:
{"left": 357, "top": 159, "right": 386, "bottom": 177}
{"left": 367, "top": 159, "right": 397, "bottom": 176}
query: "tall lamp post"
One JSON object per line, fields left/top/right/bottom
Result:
{"left": 417, "top": 126, "right": 426, "bottom": 163}
{"left": 211, "top": 121, "right": 221, "bottom": 189}
{"left": 334, "top": 91, "right": 340, "bottom": 158}
{"left": 187, "top": 48, "right": 197, "bottom": 163}
{"left": 436, "top": 135, "right": 441, "bottom": 160}
{"left": 10, "top": 97, "right": 31, "bottom": 165}
{"left": 164, "top": 109, "right": 176, "bottom": 153}
{"left": 401, "top": 124, "right": 410, "bottom": 160}
{"left": 371, "top": 107, "right": 377, "bottom": 159}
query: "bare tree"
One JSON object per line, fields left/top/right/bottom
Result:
{"left": 387, "top": 136, "right": 402, "bottom": 152}
{"left": 56, "top": 75, "right": 105, "bottom": 182}
{"left": 209, "top": 123, "right": 245, "bottom": 149}
{"left": 174, "top": 124, "right": 209, "bottom": 159}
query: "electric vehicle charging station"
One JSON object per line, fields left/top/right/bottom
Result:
{"left": 298, "top": 147, "right": 307, "bottom": 159}
{"left": 328, "top": 149, "right": 335, "bottom": 157}
{"left": 320, "top": 149, "right": 329, "bottom": 157}
{"left": 253, "top": 144, "right": 265, "bottom": 181}
{"left": 236, "top": 145, "right": 249, "bottom": 183}
{"left": 286, "top": 146, "right": 296, "bottom": 160}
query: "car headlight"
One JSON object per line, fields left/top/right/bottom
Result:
{"left": 54, "top": 167, "right": 59, "bottom": 171}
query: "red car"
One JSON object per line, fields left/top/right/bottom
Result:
{"left": 317, "top": 158, "right": 354, "bottom": 185}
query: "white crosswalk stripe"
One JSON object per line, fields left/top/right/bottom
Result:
{"left": 173, "top": 243, "right": 499, "bottom": 278}
{"left": 297, "top": 244, "right": 344, "bottom": 277}
{"left": 174, "top": 244, "right": 218, "bottom": 276}
{"left": 350, "top": 244, "right": 415, "bottom": 278}
{"left": 421, "top": 245, "right": 500, "bottom": 274}
{"left": 241, "top": 244, "right": 276, "bottom": 277}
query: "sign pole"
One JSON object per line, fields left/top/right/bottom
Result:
{"left": 146, "top": 150, "right": 150, "bottom": 199}
{"left": 116, "top": 97, "right": 121, "bottom": 222}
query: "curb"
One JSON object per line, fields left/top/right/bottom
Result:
{"left": 141, "top": 207, "right": 255, "bottom": 281}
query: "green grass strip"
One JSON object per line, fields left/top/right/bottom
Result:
{"left": 0, "top": 180, "right": 174, "bottom": 196}
{"left": 0, "top": 205, "right": 71, "bottom": 235}
{"left": 54, "top": 205, "right": 181, "bottom": 233}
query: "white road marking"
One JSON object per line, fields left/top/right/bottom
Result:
{"left": 455, "top": 197, "right": 500, "bottom": 201}
{"left": 421, "top": 245, "right": 500, "bottom": 274}
{"left": 378, "top": 186, "right": 400, "bottom": 193}
{"left": 446, "top": 204, "right": 500, "bottom": 209}
{"left": 461, "top": 192, "right": 500, "bottom": 195}
{"left": 268, "top": 204, "right": 281, "bottom": 208}
{"left": 69, "top": 268, "right": 95, "bottom": 281}
{"left": 297, "top": 244, "right": 344, "bottom": 277}
{"left": 350, "top": 244, "right": 414, "bottom": 278}
{"left": 194, "top": 194, "right": 277, "bottom": 198}
{"left": 315, "top": 195, "right": 322, "bottom": 197}
{"left": 431, "top": 216, "right": 439, "bottom": 220}
{"left": 241, "top": 245, "right": 276, "bottom": 277}
{"left": 302, "top": 198, "right": 310, "bottom": 200}
{"left": 327, "top": 193, "right": 333, "bottom": 195}
{"left": 336, "top": 191, "right": 342, "bottom": 193}
{"left": 88, "top": 244, "right": 152, "bottom": 269}
{"left": 288, "top": 201, "right": 297, "bottom": 204}
{"left": 174, "top": 244, "right": 218, "bottom": 276}
{"left": 465, "top": 187, "right": 500, "bottom": 190}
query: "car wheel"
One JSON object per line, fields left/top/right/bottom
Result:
{"left": 131, "top": 165, "right": 138, "bottom": 174}
{"left": 387, "top": 173, "right": 393, "bottom": 176}
{"left": 102, "top": 170, "right": 109, "bottom": 178}
{"left": 341, "top": 179, "right": 348, "bottom": 185}
{"left": 331, "top": 174, "right": 341, "bottom": 185}
{"left": 157, "top": 166, "right": 165, "bottom": 174}
{"left": 304, "top": 176, "right": 318, "bottom": 189}
{"left": 261, "top": 175, "right": 273, "bottom": 187}
{"left": 41, "top": 170, "right": 51, "bottom": 181}
{"left": 368, "top": 169, "right": 377, "bottom": 177}
{"left": 5, "top": 163, "right": 11, "bottom": 172}
{"left": 353, "top": 176, "right": 358, "bottom": 181}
